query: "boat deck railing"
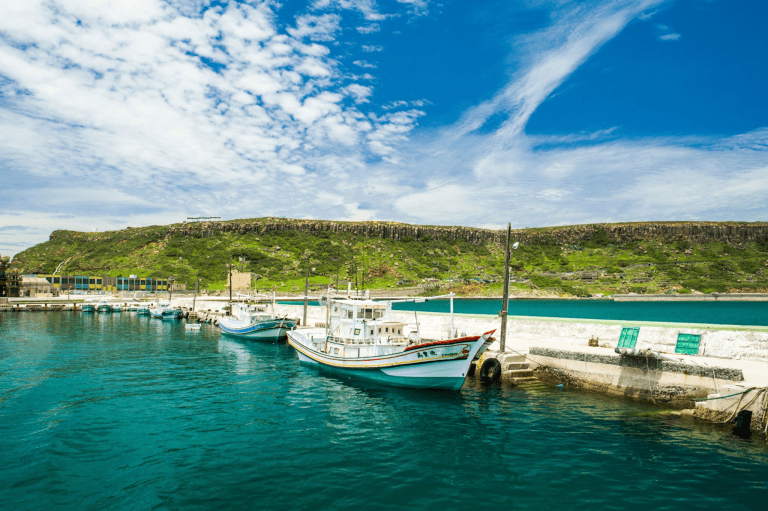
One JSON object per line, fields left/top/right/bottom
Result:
{"left": 327, "top": 335, "right": 407, "bottom": 346}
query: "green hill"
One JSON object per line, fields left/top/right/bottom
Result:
{"left": 9, "top": 218, "right": 768, "bottom": 297}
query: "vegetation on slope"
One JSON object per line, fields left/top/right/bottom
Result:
{"left": 10, "top": 221, "right": 768, "bottom": 297}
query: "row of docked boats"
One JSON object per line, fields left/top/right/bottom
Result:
{"left": 80, "top": 299, "right": 126, "bottom": 313}
{"left": 80, "top": 299, "right": 183, "bottom": 319}
{"left": 220, "top": 293, "right": 494, "bottom": 391}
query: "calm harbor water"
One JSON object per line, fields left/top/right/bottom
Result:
{"left": 2, "top": 313, "right": 767, "bottom": 510}
{"left": 389, "top": 298, "right": 768, "bottom": 326}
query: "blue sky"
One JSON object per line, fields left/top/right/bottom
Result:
{"left": 1, "top": 0, "right": 767, "bottom": 257}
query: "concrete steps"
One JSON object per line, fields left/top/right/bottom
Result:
{"left": 499, "top": 352, "right": 539, "bottom": 384}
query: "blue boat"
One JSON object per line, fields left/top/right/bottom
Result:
{"left": 219, "top": 303, "right": 297, "bottom": 341}
{"left": 150, "top": 302, "right": 183, "bottom": 320}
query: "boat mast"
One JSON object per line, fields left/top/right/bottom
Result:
{"left": 303, "top": 257, "right": 310, "bottom": 327}
{"left": 325, "top": 287, "right": 331, "bottom": 338}
{"left": 192, "top": 276, "right": 198, "bottom": 312}
{"left": 450, "top": 292, "right": 455, "bottom": 338}
{"left": 228, "top": 263, "right": 232, "bottom": 317}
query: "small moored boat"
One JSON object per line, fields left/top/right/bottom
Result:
{"left": 96, "top": 300, "right": 112, "bottom": 313}
{"left": 286, "top": 294, "right": 494, "bottom": 390}
{"left": 150, "top": 301, "right": 183, "bottom": 320}
{"left": 219, "top": 302, "right": 297, "bottom": 341}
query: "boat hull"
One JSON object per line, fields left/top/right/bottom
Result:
{"left": 219, "top": 318, "right": 297, "bottom": 341}
{"left": 287, "top": 331, "right": 493, "bottom": 390}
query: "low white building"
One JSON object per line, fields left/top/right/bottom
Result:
{"left": 20, "top": 276, "right": 53, "bottom": 297}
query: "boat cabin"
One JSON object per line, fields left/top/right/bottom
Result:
{"left": 324, "top": 299, "right": 412, "bottom": 357}
{"left": 230, "top": 302, "right": 271, "bottom": 324}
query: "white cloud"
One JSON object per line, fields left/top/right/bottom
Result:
{"left": 2, "top": 0, "right": 766, "bottom": 259}
{"left": 287, "top": 14, "right": 341, "bottom": 41}
{"left": 356, "top": 24, "right": 381, "bottom": 34}
{"left": 659, "top": 33, "right": 681, "bottom": 41}
{"left": 345, "top": 83, "right": 373, "bottom": 103}
{"left": 0, "top": 0, "right": 428, "bottom": 256}
{"left": 352, "top": 60, "right": 377, "bottom": 68}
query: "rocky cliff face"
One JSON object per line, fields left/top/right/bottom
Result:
{"left": 47, "top": 219, "right": 768, "bottom": 247}
{"left": 157, "top": 219, "right": 768, "bottom": 246}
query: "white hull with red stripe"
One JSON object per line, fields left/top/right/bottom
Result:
{"left": 287, "top": 328, "right": 494, "bottom": 390}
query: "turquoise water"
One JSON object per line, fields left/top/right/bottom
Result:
{"left": 389, "top": 299, "right": 768, "bottom": 326}
{"left": 2, "top": 313, "right": 767, "bottom": 510}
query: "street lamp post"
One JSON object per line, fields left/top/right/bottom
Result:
{"left": 499, "top": 223, "right": 520, "bottom": 353}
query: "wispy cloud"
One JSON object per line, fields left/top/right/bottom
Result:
{"left": 659, "top": 32, "right": 681, "bottom": 41}
{"left": 1, "top": 0, "right": 765, "bottom": 259}
{"left": 0, "top": 1, "right": 422, "bottom": 255}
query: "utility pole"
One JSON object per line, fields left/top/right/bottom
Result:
{"left": 500, "top": 223, "right": 511, "bottom": 353}
{"left": 303, "top": 256, "right": 310, "bottom": 327}
{"left": 499, "top": 224, "right": 520, "bottom": 353}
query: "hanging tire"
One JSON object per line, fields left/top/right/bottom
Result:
{"left": 479, "top": 358, "right": 502, "bottom": 382}
{"left": 467, "top": 362, "right": 477, "bottom": 377}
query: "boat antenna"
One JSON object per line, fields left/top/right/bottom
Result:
{"left": 325, "top": 287, "right": 331, "bottom": 338}
{"left": 303, "top": 256, "right": 310, "bottom": 328}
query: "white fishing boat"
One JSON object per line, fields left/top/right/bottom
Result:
{"left": 95, "top": 299, "right": 112, "bottom": 313}
{"left": 286, "top": 293, "right": 494, "bottom": 390}
{"left": 219, "top": 302, "right": 298, "bottom": 341}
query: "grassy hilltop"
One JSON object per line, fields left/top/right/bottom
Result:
{"left": 10, "top": 219, "right": 768, "bottom": 297}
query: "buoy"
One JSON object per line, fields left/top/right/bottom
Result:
{"left": 479, "top": 358, "right": 501, "bottom": 382}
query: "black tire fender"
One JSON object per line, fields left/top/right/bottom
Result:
{"left": 479, "top": 358, "right": 502, "bottom": 382}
